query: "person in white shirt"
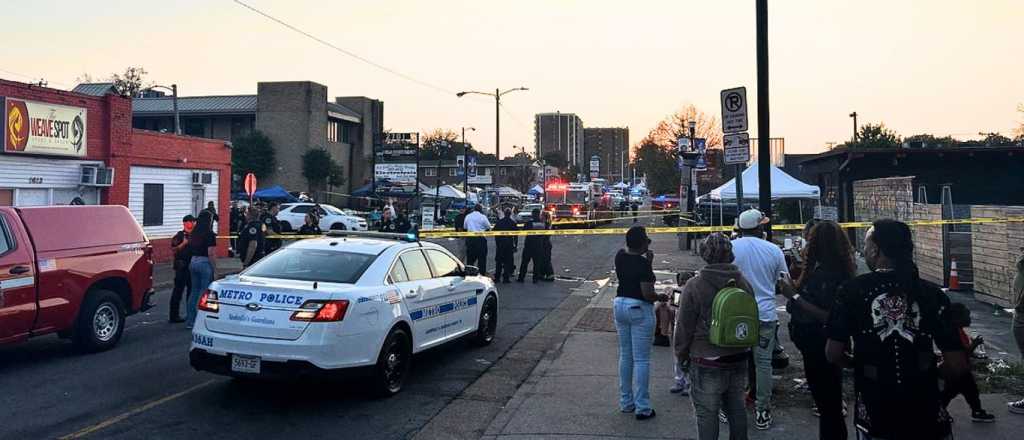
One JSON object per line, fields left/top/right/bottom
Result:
{"left": 730, "top": 208, "right": 789, "bottom": 431}
{"left": 463, "top": 204, "right": 492, "bottom": 275}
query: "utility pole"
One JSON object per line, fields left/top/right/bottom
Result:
{"left": 495, "top": 88, "right": 501, "bottom": 160}
{"left": 756, "top": 0, "right": 772, "bottom": 239}
{"left": 849, "top": 111, "right": 859, "bottom": 143}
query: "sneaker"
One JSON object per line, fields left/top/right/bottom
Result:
{"left": 719, "top": 410, "right": 728, "bottom": 424}
{"left": 636, "top": 409, "right": 657, "bottom": 420}
{"left": 1009, "top": 399, "right": 1024, "bottom": 415}
{"left": 620, "top": 405, "right": 636, "bottom": 414}
{"left": 971, "top": 409, "right": 996, "bottom": 423}
{"left": 669, "top": 383, "right": 690, "bottom": 395}
{"left": 754, "top": 409, "right": 773, "bottom": 430}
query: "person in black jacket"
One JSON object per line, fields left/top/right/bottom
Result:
{"left": 518, "top": 209, "right": 546, "bottom": 283}
{"left": 168, "top": 215, "right": 195, "bottom": 323}
{"left": 493, "top": 208, "right": 519, "bottom": 283}
{"left": 237, "top": 208, "right": 265, "bottom": 267}
{"left": 298, "top": 212, "right": 322, "bottom": 236}
{"left": 261, "top": 203, "right": 282, "bottom": 254}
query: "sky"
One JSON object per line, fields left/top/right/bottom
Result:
{"left": 3, "top": 0, "right": 1021, "bottom": 157}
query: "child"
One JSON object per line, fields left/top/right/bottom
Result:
{"left": 941, "top": 303, "right": 995, "bottom": 423}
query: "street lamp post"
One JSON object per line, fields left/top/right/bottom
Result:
{"left": 462, "top": 126, "right": 475, "bottom": 204}
{"left": 686, "top": 120, "right": 697, "bottom": 250}
{"left": 849, "top": 111, "right": 858, "bottom": 143}
{"left": 456, "top": 87, "right": 528, "bottom": 160}
{"left": 142, "top": 84, "right": 180, "bottom": 135}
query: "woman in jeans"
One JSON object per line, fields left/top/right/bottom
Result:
{"left": 613, "top": 226, "right": 666, "bottom": 420}
{"left": 778, "top": 220, "right": 855, "bottom": 439}
{"left": 187, "top": 210, "right": 218, "bottom": 329}
{"left": 674, "top": 233, "right": 754, "bottom": 440}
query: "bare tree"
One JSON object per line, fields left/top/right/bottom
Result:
{"left": 647, "top": 104, "right": 724, "bottom": 151}
{"left": 109, "top": 66, "right": 152, "bottom": 97}
{"left": 1016, "top": 103, "right": 1024, "bottom": 140}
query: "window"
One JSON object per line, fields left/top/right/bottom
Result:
{"left": 183, "top": 118, "right": 206, "bottom": 137}
{"left": 341, "top": 124, "right": 353, "bottom": 143}
{"left": 483, "top": 167, "right": 492, "bottom": 176}
{"left": 426, "top": 249, "right": 461, "bottom": 277}
{"left": 389, "top": 258, "right": 409, "bottom": 283}
{"left": 448, "top": 168, "right": 458, "bottom": 177}
{"left": 142, "top": 184, "right": 164, "bottom": 226}
{"left": 0, "top": 215, "right": 12, "bottom": 256}
{"left": 231, "top": 117, "right": 252, "bottom": 140}
{"left": 399, "top": 250, "right": 433, "bottom": 281}
{"left": 244, "top": 248, "right": 375, "bottom": 283}
{"left": 500, "top": 167, "right": 508, "bottom": 176}
{"left": 289, "top": 205, "right": 311, "bottom": 214}
{"left": 327, "top": 120, "right": 340, "bottom": 143}
{"left": 425, "top": 168, "right": 437, "bottom": 177}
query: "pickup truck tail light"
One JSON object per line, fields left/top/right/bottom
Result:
{"left": 197, "top": 289, "right": 219, "bottom": 313}
{"left": 290, "top": 300, "right": 349, "bottom": 322}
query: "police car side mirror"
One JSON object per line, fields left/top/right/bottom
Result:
{"left": 463, "top": 265, "right": 480, "bottom": 277}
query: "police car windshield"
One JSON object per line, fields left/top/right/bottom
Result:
{"left": 243, "top": 248, "right": 374, "bottom": 284}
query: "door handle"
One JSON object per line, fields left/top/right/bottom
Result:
{"left": 9, "top": 266, "right": 30, "bottom": 275}
{"left": 406, "top": 289, "right": 419, "bottom": 298}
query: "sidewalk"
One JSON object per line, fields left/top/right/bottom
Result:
{"left": 483, "top": 238, "right": 1024, "bottom": 439}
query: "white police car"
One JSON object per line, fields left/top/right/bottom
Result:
{"left": 189, "top": 231, "right": 498, "bottom": 396}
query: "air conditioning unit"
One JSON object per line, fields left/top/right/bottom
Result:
{"left": 80, "top": 166, "right": 115, "bottom": 187}
{"left": 192, "top": 171, "right": 214, "bottom": 186}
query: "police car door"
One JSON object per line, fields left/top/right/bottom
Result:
{"left": 424, "top": 249, "right": 478, "bottom": 339}
{"left": 393, "top": 250, "right": 450, "bottom": 350}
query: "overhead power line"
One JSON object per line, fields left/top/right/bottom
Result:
{"left": 232, "top": 0, "right": 456, "bottom": 96}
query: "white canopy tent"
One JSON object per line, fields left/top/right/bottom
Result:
{"left": 424, "top": 184, "right": 467, "bottom": 199}
{"left": 493, "top": 186, "right": 525, "bottom": 197}
{"left": 612, "top": 181, "right": 629, "bottom": 189}
{"left": 700, "top": 163, "right": 821, "bottom": 226}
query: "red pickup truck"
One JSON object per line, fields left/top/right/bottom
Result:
{"left": 0, "top": 205, "right": 154, "bottom": 352}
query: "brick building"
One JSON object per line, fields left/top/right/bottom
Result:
{"left": 418, "top": 158, "right": 538, "bottom": 193}
{"left": 125, "top": 81, "right": 383, "bottom": 195}
{"left": 2, "top": 78, "right": 232, "bottom": 262}
{"left": 583, "top": 127, "right": 628, "bottom": 182}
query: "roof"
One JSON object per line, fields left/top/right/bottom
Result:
{"left": 132, "top": 95, "right": 258, "bottom": 115}
{"left": 327, "top": 102, "right": 361, "bottom": 123}
{"left": 72, "top": 83, "right": 116, "bottom": 96}
{"left": 287, "top": 237, "right": 407, "bottom": 255}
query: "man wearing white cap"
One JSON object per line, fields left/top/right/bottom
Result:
{"left": 731, "top": 208, "right": 789, "bottom": 430}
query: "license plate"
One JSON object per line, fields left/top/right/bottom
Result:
{"left": 231, "top": 355, "right": 261, "bottom": 374}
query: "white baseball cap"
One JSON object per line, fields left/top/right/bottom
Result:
{"left": 736, "top": 208, "right": 770, "bottom": 230}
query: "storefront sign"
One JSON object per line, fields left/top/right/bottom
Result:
{"left": 375, "top": 163, "right": 417, "bottom": 184}
{"left": 3, "top": 97, "right": 87, "bottom": 157}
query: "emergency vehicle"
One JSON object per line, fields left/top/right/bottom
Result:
{"left": 189, "top": 231, "right": 498, "bottom": 396}
{"left": 544, "top": 181, "right": 614, "bottom": 226}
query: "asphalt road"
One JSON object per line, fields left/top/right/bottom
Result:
{"left": 0, "top": 227, "right": 632, "bottom": 440}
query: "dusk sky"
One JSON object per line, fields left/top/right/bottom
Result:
{"left": 4, "top": 0, "right": 1021, "bottom": 157}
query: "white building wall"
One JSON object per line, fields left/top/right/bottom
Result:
{"left": 128, "top": 166, "right": 219, "bottom": 238}
{"left": 0, "top": 156, "right": 103, "bottom": 206}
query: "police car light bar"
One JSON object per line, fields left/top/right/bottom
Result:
{"left": 324, "top": 230, "right": 419, "bottom": 242}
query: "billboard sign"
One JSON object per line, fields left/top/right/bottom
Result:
{"left": 467, "top": 174, "right": 492, "bottom": 185}
{"left": 375, "top": 163, "right": 417, "bottom": 184}
{"left": 4, "top": 97, "right": 88, "bottom": 157}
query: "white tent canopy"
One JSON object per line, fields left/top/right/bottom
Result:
{"left": 424, "top": 184, "right": 467, "bottom": 199}
{"left": 492, "top": 186, "right": 524, "bottom": 197}
{"left": 704, "top": 163, "right": 820, "bottom": 201}
{"left": 612, "top": 182, "right": 629, "bottom": 189}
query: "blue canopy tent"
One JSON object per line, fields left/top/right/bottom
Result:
{"left": 233, "top": 185, "right": 299, "bottom": 203}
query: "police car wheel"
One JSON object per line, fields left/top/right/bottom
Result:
{"left": 372, "top": 327, "right": 411, "bottom": 397}
{"left": 472, "top": 295, "right": 498, "bottom": 346}
{"left": 73, "top": 289, "right": 126, "bottom": 353}
{"left": 330, "top": 223, "right": 347, "bottom": 231}
{"left": 279, "top": 221, "right": 292, "bottom": 233}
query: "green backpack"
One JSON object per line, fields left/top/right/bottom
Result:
{"left": 709, "top": 280, "right": 759, "bottom": 348}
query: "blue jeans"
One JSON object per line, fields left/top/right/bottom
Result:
{"left": 187, "top": 257, "right": 214, "bottom": 327}
{"left": 613, "top": 297, "right": 655, "bottom": 415}
{"left": 753, "top": 320, "right": 778, "bottom": 410}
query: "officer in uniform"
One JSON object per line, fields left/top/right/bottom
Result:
{"left": 237, "top": 208, "right": 266, "bottom": 267}
{"left": 261, "top": 203, "right": 283, "bottom": 254}
{"left": 517, "top": 209, "right": 546, "bottom": 283}
{"left": 492, "top": 208, "right": 519, "bottom": 283}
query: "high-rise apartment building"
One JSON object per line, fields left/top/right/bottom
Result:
{"left": 583, "top": 127, "right": 629, "bottom": 182}
{"left": 534, "top": 112, "right": 584, "bottom": 169}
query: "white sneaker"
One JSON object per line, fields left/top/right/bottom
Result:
{"left": 1009, "top": 398, "right": 1024, "bottom": 415}
{"left": 755, "top": 409, "right": 773, "bottom": 430}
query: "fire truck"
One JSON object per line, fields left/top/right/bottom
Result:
{"left": 544, "top": 181, "right": 614, "bottom": 226}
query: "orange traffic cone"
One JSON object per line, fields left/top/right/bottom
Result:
{"left": 949, "top": 258, "right": 961, "bottom": 291}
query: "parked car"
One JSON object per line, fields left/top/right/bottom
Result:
{"left": 0, "top": 206, "right": 154, "bottom": 352}
{"left": 278, "top": 203, "right": 368, "bottom": 232}
{"left": 189, "top": 231, "right": 498, "bottom": 396}
{"left": 517, "top": 203, "right": 545, "bottom": 222}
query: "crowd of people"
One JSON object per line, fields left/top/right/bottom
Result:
{"left": 611, "top": 209, "right": 1024, "bottom": 440}
{"left": 452, "top": 204, "right": 556, "bottom": 283}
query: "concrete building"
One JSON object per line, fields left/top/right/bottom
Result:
{"left": 418, "top": 158, "right": 538, "bottom": 193}
{"left": 534, "top": 113, "right": 583, "bottom": 169}
{"left": 128, "top": 81, "right": 383, "bottom": 194}
{"left": 583, "top": 127, "right": 629, "bottom": 182}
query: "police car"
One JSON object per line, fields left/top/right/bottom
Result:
{"left": 189, "top": 231, "right": 498, "bottom": 396}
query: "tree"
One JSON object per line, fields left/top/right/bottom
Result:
{"left": 1015, "top": 104, "right": 1024, "bottom": 140}
{"left": 647, "top": 104, "right": 724, "bottom": 151}
{"left": 420, "top": 128, "right": 495, "bottom": 160}
{"left": 904, "top": 133, "right": 956, "bottom": 148}
{"left": 328, "top": 162, "right": 346, "bottom": 188}
{"left": 302, "top": 148, "right": 342, "bottom": 193}
{"left": 109, "top": 66, "right": 151, "bottom": 98}
{"left": 632, "top": 135, "right": 679, "bottom": 195}
{"left": 232, "top": 131, "right": 277, "bottom": 180}
{"left": 842, "top": 123, "right": 901, "bottom": 149}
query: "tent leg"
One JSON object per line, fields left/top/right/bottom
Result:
{"left": 799, "top": 200, "right": 804, "bottom": 224}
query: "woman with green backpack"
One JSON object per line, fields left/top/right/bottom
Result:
{"left": 674, "top": 232, "right": 757, "bottom": 440}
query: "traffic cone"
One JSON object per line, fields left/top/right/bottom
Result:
{"left": 948, "top": 258, "right": 961, "bottom": 291}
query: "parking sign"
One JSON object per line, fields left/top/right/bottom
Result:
{"left": 720, "top": 87, "right": 748, "bottom": 134}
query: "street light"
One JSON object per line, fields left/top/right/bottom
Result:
{"left": 456, "top": 87, "right": 529, "bottom": 160}
{"left": 849, "top": 111, "right": 858, "bottom": 143}
{"left": 462, "top": 127, "right": 476, "bottom": 204}
{"left": 142, "top": 84, "right": 180, "bottom": 135}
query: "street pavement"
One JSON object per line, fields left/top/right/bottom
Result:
{"left": 0, "top": 227, "right": 628, "bottom": 440}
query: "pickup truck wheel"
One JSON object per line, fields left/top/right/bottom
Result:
{"left": 73, "top": 290, "right": 126, "bottom": 353}
{"left": 472, "top": 295, "right": 498, "bottom": 346}
{"left": 371, "top": 327, "right": 411, "bottom": 397}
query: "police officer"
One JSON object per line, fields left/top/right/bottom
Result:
{"left": 261, "top": 203, "right": 283, "bottom": 254}
{"left": 168, "top": 215, "right": 195, "bottom": 323}
{"left": 518, "top": 209, "right": 546, "bottom": 283}
{"left": 237, "top": 208, "right": 265, "bottom": 267}
{"left": 492, "top": 208, "right": 518, "bottom": 283}
{"left": 539, "top": 211, "right": 555, "bottom": 282}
